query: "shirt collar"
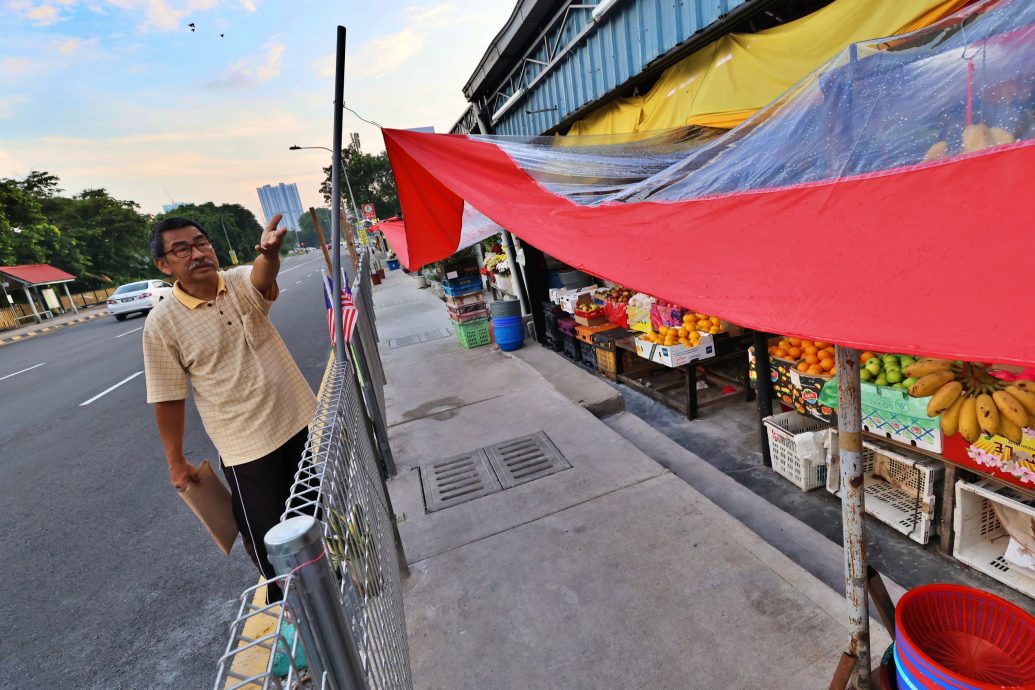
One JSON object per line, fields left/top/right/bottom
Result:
{"left": 173, "top": 271, "right": 226, "bottom": 309}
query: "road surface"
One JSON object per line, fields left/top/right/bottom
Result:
{"left": 0, "top": 254, "right": 332, "bottom": 689}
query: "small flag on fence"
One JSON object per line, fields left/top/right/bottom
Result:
{"left": 322, "top": 269, "right": 358, "bottom": 345}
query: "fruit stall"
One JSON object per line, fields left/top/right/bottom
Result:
{"left": 538, "top": 269, "right": 1035, "bottom": 602}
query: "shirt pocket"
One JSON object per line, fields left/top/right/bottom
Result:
{"left": 241, "top": 311, "right": 274, "bottom": 351}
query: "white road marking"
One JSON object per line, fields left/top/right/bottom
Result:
{"left": 279, "top": 258, "right": 321, "bottom": 275}
{"left": 0, "top": 362, "right": 45, "bottom": 381}
{"left": 280, "top": 288, "right": 288, "bottom": 293}
{"left": 115, "top": 326, "right": 143, "bottom": 338}
{"left": 295, "top": 280, "right": 302, "bottom": 285}
{"left": 79, "top": 370, "right": 144, "bottom": 406}
{"left": 306, "top": 273, "right": 313, "bottom": 278}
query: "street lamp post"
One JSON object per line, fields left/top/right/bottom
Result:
{"left": 288, "top": 145, "right": 362, "bottom": 228}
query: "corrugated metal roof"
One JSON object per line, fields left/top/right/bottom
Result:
{"left": 0, "top": 264, "right": 76, "bottom": 286}
{"left": 457, "top": 0, "right": 790, "bottom": 136}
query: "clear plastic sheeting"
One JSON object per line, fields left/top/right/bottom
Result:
{"left": 615, "top": 0, "right": 1035, "bottom": 202}
{"left": 457, "top": 127, "right": 722, "bottom": 248}
{"left": 382, "top": 0, "right": 1035, "bottom": 366}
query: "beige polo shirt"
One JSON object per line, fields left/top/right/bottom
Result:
{"left": 142, "top": 266, "right": 317, "bottom": 466}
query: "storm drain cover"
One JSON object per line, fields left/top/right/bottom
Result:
{"left": 421, "top": 449, "right": 502, "bottom": 512}
{"left": 485, "top": 431, "right": 571, "bottom": 489}
{"left": 421, "top": 328, "right": 452, "bottom": 342}
{"left": 388, "top": 334, "right": 422, "bottom": 349}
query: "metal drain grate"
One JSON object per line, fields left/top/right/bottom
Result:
{"left": 421, "top": 328, "right": 452, "bottom": 342}
{"left": 389, "top": 334, "right": 422, "bottom": 349}
{"left": 485, "top": 431, "right": 571, "bottom": 489}
{"left": 421, "top": 449, "right": 502, "bottom": 512}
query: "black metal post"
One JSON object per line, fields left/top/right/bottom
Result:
{"left": 753, "top": 330, "right": 774, "bottom": 467}
{"left": 330, "top": 26, "right": 347, "bottom": 362}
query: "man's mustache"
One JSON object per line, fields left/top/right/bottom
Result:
{"left": 190, "top": 259, "right": 213, "bottom": 271}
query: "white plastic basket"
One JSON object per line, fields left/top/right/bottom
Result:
{"left": 827, "top": 441, "right": 944, "bottom": 544}
{"left": 763, "top": 411, "right": 831, "bottom": 491}
{"left": 953, "top": 480, "right": 1035, "bottom": 598}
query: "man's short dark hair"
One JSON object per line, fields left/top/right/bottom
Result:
{"left": 150, "top": 217, "right": 210, "bottom": 258}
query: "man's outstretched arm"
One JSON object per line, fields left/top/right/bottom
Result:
{"left": 251, "top": 212, "right": 288, "bottom": 296}
{"left": 155, "top": 399, "right": 199, "bottom": 490}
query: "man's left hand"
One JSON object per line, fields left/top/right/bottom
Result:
{"left": 255, "top": 213, "right": 288, "bottom": 257}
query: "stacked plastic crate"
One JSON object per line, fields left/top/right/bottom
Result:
{"left": 445, "top": 275, "right": 490, "bottom": 348}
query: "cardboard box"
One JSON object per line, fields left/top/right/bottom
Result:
{"left": 634, "top": 334, "right": 715, "bottom": 368}
{"left": 860, "top": 382, "right": 942, "bottom": 453}
{"left": 559, "top": 286, "right": 598, "bottom": 314}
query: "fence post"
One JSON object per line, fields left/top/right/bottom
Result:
{"left": 265, "top": 516, "right": 368, "bottom": 690}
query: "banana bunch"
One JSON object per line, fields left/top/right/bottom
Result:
{"left": 906, "top": 358, "right": 1035, "bottom": 443}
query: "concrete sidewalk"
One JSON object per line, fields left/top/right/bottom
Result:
{"left": 374, "top": 269, "right": 890, "bottom": 689}
{"left": 0, "top": 303, "right": 109, "bottom": 346}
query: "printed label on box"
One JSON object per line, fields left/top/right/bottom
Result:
{"left": 860, "top": 382, "right": 942, "bottom": 453}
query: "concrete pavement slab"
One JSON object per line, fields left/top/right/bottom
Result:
{"left": 372, "top": 269, "right": 890, "bottom": 689}
{"left": 405, "top": 474, "right": 887, "bottom": 690}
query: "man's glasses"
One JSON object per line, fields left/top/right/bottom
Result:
{"left": 166, "top": 238, "right": 213, "bottom": 259}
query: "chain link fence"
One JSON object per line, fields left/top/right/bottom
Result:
{"left": 214, "top": 250, "right": 411, "bottom": 690}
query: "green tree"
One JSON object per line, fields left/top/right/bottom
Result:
{"left": 43, "top": 189, "right": 153, "bottom": 286}
{"left": 296, "top": 208, "right": 331, "bottom": 249}
{"left": 155, "top": 202, "right": 266, "bottom": 266}
{"left": 320, "top": 147, "right": 401, "bottom": 220}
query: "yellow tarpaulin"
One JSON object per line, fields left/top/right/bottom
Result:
{"left": 566, "top": 96, "right": 645, "bottom": 136}
{"left": 566, "top": 0, "right": 969, "bottom": 135}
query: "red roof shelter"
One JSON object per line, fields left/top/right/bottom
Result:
{"left": 0, "top": 263, "right": 79, "bottom": 324}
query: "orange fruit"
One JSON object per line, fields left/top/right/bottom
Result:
{"left": 708, "top": 326, "right": 721, "bottom": 334}
{"left": 803, "top": 345, "right": 818, "bottom": 355}
{"left": 800, "top": 340, "right": 813, "bottom": 348}
{"left": 814, "top": 341, "right": 830, "bottom": 349}
{"left": 775, "top": 349, "right": 789, "bottom": 359}
{"left": 804, "top": 353, "right": 819, "bottom": 365}
{"left": 797, "top": 362, "right": 809, "bottom": 372}
{"left": 788, "top": 338, "right": 802, "bottom": 346}
{"left": 787, "top": 346, "right": 803, "bottom": 359}
{"left": 779, "top": 340, "right": 791, "bottom": 350}
{"left": 821, "top": 359, "right": 835, "bottom": 371}
{"left": 709, "top": 316, "right": 721, "bottom": 325}
{"left": 808, "top": 365, "right": 824, "bottom": 375}
{"left": 860, "top": 351, "right": 875, "bottom": 363}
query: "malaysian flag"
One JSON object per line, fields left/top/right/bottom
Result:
{"left": 322, "top": 270, "right": 358, "bottom": 345}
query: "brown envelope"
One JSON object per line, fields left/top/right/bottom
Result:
{"left": 179, "top": 460, "right": 238, "bottom": 555}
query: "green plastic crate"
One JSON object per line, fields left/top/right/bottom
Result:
{"left": 454, "top": 317, "right": 491, "bottom": 349}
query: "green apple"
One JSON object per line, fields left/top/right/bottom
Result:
{"left": 903, "top": 377, "right": 918, "bottom": 388}
{"left": 860, "top": 369, "right": 873, "bottom": 382}
{"left": 875, "top": 374, "right": 888, "bottom": 387}
{"left": 886, "top": 370, "right": 903, "bottom": 384}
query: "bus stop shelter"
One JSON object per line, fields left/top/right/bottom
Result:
{"left": 0, "top": 264, "right": 78, "bottom": 324}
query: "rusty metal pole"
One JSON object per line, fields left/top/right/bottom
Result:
{"left": 835, "top": 345, "right": 870, "bottom": 688}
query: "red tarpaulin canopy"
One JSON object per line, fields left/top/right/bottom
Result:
{"left": 382, "top": 1, "right": 1035, "bottom": 366}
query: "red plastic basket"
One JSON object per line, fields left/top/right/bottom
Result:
{"left": 896, "top": 584, "right": 1035, "bottom": 688}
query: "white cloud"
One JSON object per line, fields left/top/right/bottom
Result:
{"left": 403, "top": 3, "right": 474, "bottom": 29}
{"left": 238, "top": 0, "right": 255, "bottom": 11}
{"left": 7, "top": 0, "right": 249, "bottom": 32}
{"left": 0, "top": 57, "right": 37, "bottom": 80}
{"left": 346, "top": 27, "right": 427, "bottom": 79}
{"left": 206, "top": 41, "right": 285, "bottom": 88}
{"left": 58, "top": 36, "right": 99, "bottom": 54}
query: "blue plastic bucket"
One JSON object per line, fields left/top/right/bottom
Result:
{"left": 493, "top": 314, "right": 524, "bottom": 351}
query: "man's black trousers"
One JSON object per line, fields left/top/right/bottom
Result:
{"left": 221, "top": 427, "right": 309, "bottom": 604}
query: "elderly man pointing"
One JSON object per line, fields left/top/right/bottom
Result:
{"left": 142, "top": 213, "right": 316, "bottom": 603}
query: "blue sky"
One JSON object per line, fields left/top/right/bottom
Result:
{"left": 0, "top": 0, "right": 514, "bottom": 219}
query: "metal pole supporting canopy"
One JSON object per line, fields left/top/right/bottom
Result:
{"left": 330, "top": 25, "right": 347, "bottom": 362}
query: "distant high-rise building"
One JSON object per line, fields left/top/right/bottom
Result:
{"left": 162, "top": 201, "right": 189, "bottom": 213}
{"left": 256, "top": 183, "right": 304, "bottom": 232}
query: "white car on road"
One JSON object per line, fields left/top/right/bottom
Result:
{"left": 107, "top": 279, "right": 173, "bottom": 321}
